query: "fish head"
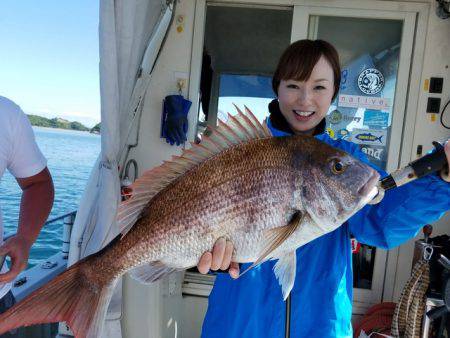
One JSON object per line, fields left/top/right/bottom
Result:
{"left": 292, "top": 137, "right": 380, "bottom": 229}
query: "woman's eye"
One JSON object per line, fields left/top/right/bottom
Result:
{"left": 314, "top": 85, "right": 326, "bottom": 90}
{"left": 287, "top": 84, "right": 299, "bottom": 89}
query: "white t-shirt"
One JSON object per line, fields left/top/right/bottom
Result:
{"left": 0, "top": 96, "right": 47, "bottom": 299}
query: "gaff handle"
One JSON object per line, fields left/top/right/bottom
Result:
{"left": 410, "top": 142, "right": 448, "bottom": 179}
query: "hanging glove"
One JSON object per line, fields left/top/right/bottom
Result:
{"left": 161, "top": 94, "right": 192, "bottom": 146}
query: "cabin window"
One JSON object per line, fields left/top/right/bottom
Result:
{"left": 196, "top": 5, "right": 292, "bottom": 136}
{"left": 217, "top": 74, "right": 273, "bottom": 123}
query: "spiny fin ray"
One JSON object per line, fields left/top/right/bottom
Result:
{"left": 117, "top": 106, "right": 271, "bottom": 236}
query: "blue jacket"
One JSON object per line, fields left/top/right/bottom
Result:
{"left": 201, "top": 120, "right": 450, "bottom": 338}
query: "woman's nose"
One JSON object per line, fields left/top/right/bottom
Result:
{"left": 296, "top": 88, "right": 312, "bottom": 104}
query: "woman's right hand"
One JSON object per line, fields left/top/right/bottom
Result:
{"left": 197, "top": 237, "right": 240, "bottom": 279}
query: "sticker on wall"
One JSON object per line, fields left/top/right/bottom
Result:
{"left": 351, "top": 128, "right": 387, "bottom": 146}
{"left": 340, "top": 69, "right": 349, "bottom": 91}
{"left": 363, "top": 110, "right": 389, "bottom": 129}
{"left": 337, "top": 128, "right": 350, "bottom": 140}
{"left": 328, "top": 110, "right": 343, "bottom": 124}
{"left": 358, "top": 68, "right": 385, "bottom": 95}
{"left": 326, "top": 127, "right": 335, "bottom": 139}
{"left": 360, "top": 145, "right": 387, "bottom": 169}
{"left": 338, "top": 94, "right": 392, "bottom": 110}
{"left": 327, "top": 110, "right": 361, "bottom": 124}
{"left": 360, "top": 145, "right": 385, "bottom": 161}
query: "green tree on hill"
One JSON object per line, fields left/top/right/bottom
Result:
{"left": 90, "top": 123, "right": 101, "bottom": 134}
{"left": 27, "top": 114, "right": 90, "bottom": 131}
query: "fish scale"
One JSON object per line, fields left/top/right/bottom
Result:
{"left": 113, "top": 158, "right": 298, "bottom": 271}
{"left": 0, "top": 107, "right": 380, "bottom": 338}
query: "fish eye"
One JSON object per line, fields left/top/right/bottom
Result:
{"left": 331, "top": 159, "right": 346, "bottom": 174}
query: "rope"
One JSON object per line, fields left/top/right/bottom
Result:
{"left": 391, "top": 259, "right": 430, "bottom": 337}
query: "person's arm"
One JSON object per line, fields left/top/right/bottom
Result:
{"left": 0, "top": 167, "right": 54, "bottom": 283}
{"left": 350, "top": 141, "right": 450, "bottom": 249}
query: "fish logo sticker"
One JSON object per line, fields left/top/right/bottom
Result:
{"left": 356, "top": 133, "right": 383, "bottom": 143}
{"left": 351, "top": 128, "right": 387, "bottom": 146}
{"left": 358, "top": 68, "right": 384, "bottom": 95}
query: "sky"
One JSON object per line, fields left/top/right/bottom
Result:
{"left": 0, "top": 1, "right": 100, "bottom": 127}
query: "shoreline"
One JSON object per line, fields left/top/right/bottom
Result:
{"left": 32, "top": 125, "right": 100, "bottom": 135}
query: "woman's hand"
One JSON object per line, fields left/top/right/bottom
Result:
{"left": 197, "top": 237, "right": 240, "bottom": 279}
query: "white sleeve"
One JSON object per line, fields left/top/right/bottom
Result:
{"left": 7, "top": 111, "right": 47, "bottom": 178}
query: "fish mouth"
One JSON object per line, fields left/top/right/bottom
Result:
{"left": 358, "top": 170, "right": 380, "bottom": 201}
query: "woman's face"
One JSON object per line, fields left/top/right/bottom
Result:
{"left": 277, "top": 56, "right": 334, "bottom": 135}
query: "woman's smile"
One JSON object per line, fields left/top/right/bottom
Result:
{"left": 293, "top": 110, "right": 315, "bottom": 119}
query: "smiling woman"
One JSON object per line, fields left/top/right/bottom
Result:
{"left": 273, "top": 40, "right": 340, "bottom": 135}
{"left": 199, "top": 38, "right": 450, "bottom": 338}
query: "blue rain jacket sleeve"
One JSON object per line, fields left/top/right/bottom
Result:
{"left": 330, "top": 137, "right": 450, "bottom": 249}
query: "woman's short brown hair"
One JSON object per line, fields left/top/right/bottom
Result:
{"left": 272, "top": 39, "right": 341, "bottom": 101}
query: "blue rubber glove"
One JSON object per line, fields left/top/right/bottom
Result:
{"left": 162, "top": 95, "right": 192, "bottom": 146}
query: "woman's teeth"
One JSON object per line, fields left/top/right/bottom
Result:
{"left": 294, "top": 110, "right": 314, "bottom": 117}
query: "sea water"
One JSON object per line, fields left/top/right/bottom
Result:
{"left": 0, "top": 127, "right": 100, "bottom": 266}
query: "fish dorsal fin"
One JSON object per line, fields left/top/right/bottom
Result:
{"left": 117, "top": 106, "right": 271, "bottom": 237}
{"left": 240, "top": 211, "right": 304, "bottom": 276}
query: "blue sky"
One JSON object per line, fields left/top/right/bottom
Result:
{"left": 0, "top": 1, "right": 100, "bottom": 127}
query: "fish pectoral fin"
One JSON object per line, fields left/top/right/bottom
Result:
{"left": 240, "top": 211, "right": 304, "bottom": 277}
{"left": 129, "top": 261, "right": 181, "bottom": 284}
{"left": 273, "top": 251, "right": 297, "bottom": 300}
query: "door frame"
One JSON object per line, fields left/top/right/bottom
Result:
{"left": 291, "top": 0, "right": 429, "bottom": 312}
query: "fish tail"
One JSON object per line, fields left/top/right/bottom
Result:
{"left": 0, "top": 259, "right": 118, "bottom": 338}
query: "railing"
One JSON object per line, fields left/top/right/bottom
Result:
{"left": 4, "top": 210, "right": 77, "bottom": 257}
{"left": 1, "top": 210, "right": 78, "bottom": 307}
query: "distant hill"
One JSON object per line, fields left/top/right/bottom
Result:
{"left": 27, "top": 115, "right": 91, "bottom": 132}
{"left": 90, "top": 122, "right": 101, "bottom": 134}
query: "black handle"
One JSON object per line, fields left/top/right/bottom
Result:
{"left": 410, "top": 142, "right": 448, "bottom": 179}
{"left": 427, "top": 305, "right": 449, "bottom": 320}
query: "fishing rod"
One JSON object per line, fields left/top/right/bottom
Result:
{"left": 370, "top": 141, "right": 449, "bottom": 204}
